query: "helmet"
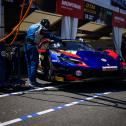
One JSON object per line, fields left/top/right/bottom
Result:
{"left": 40, "top": 19, "right": 50, "bottom": 29}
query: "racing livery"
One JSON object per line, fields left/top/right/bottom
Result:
{"left": 38, "top": 39, "right": 125, "bottom": 82}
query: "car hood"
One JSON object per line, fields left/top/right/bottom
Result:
{"left": 51, "top": 50, "right": 120, "bottom": 68}
{"left": 76, "top": 51, "right": 120, "bottom": 68}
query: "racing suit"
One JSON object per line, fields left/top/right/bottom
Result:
{"left": 24, "top": 22, "right": 61, "bottom": 85}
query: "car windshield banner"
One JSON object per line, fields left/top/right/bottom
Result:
{"left": 112, "top": 12, "right": 126, "bottom": 28}
{"left": 111, "top": 0, "right": 126, "bottom": 10}
{"left": 84, "top": 1, "right": 112, "bottom": 26}
{"left": 56, "top": 0, "right": 84, "bottom": 19}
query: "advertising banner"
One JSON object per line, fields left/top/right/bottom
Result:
{"left": 84, "top": 2, "right": 98, "bottom": 21}
{"left": 56, "top": 0, "right": 84, "bottom": 19}
{"left": 111, "top": 0, "right": 126, "bottom": 10}
{"left": 84, "top": 1, "right": 113, "bottom": 26}
{"left": 112, "top": 12, "right": 126, "bottom": 28}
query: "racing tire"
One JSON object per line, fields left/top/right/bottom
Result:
{"left": 43, "top": 55, "right": 55, "bottom": 81}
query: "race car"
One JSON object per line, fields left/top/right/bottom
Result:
{"left": 37, "top": 39, "right": 125, "bottom": 82}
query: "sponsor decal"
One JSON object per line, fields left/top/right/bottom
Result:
{"left": 75, "top": 70, "right": 82, "bottom": 76}
{"left": 101, "top": 58, "right": 107, "bottom": 62}
{"left": 55, "top": 76, "right": 64, "bottom": 81}
{"left": 52, "top": 60, "right": 58, "bottom": 62}
{"left": 102, "top": 66, "right": 118, "bottom": 71}
{"left": 66, "top": 50, "right": 77, "bottom": 54}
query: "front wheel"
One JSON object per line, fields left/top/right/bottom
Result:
{"left": 42, "top": 55, "right": 55, "bottom": 81}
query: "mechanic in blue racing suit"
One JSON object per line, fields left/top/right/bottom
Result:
{"left": 24, "top": 19, "right": 61, "bottom": 86}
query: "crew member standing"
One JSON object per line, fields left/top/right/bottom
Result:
{"left": 24, "top": 19, "right": 61, "bottom": 87}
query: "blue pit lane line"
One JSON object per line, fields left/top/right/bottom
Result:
{"left": 0, "top": 92, "right": 111, "bottom": 126}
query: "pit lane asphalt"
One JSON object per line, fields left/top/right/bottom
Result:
{"left": 0, "top": 78, "right": 126, "bottom": 126}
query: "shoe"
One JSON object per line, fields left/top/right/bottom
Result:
{"left": 20, "top": 83, "right": 30, "bottom": 88}
{"left": 23, "top": 79, "right": 34, "bottom": 87}
{"left": 20, "top": 80, "right": 35, "bottom": 88}
{"left": 28, "top": 83, "right": 35, "bottom": 87}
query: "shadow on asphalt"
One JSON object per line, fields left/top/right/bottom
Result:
{"left": 57, "top": 79, "right": 126, "bottom": 93}
{"left": 37, "top": 73, "right": 126, "bottom": 94}
{"left": 0, "top": 78, "right": 126, "bottom": 93}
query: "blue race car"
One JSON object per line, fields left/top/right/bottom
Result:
{"left": 38, "top": 39, "right": 124, "bottom": 82}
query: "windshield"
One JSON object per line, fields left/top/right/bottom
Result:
{"left": 49, "top": 40, "right": 95, "bottom": 51}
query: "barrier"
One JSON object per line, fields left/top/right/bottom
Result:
{"left": 0, "top": 44, "right": 21, "bottom": 87}
{"left": 0, "top": 44, "right": 6, "bottom": 86}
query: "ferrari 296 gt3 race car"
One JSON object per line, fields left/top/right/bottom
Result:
{"left": 37, "top": 39, "right": 126, "bottom": 82}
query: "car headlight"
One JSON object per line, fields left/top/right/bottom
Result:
{"left": 59, "top": 57, "right": 89, "bottom": 67}
{"left": 59, "top": 57, "right": 80, "bottom": 63}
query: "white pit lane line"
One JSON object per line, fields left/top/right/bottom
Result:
{"left": 0, "top": 92, "right": 111, "bottom": 126}
{"left": 0, "top": 85, "right": 63, "bottom": 98}
{"left": 0, "top": 82, "right": 74, "bottom": 98}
